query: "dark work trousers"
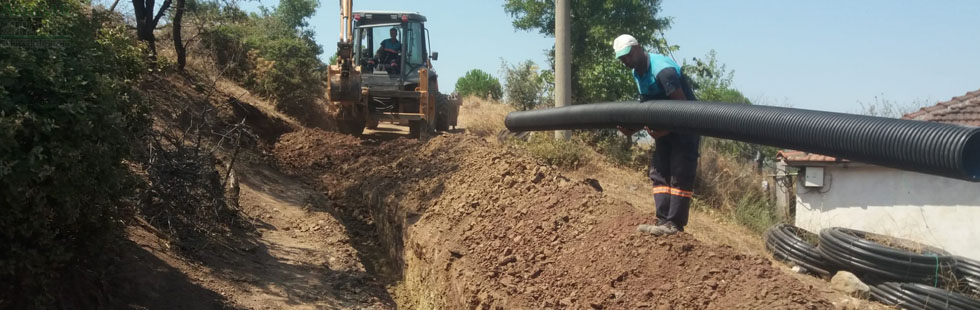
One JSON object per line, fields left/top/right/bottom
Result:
{"left": 649, "top": 132, "right": 701, "bottom": 231}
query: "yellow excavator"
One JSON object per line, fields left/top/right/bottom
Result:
{"left": 326, "top": 0, "right": 459, "bottom": 137}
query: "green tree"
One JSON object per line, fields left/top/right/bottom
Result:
{"left": 504, "top": 60, "right": 546, "bottom": 111}
{"left": 1, "top": 1, "right": 148, "bottom": 306}
{"left": 687, "top": 50, "right": 751, "bottom": 104}
{"left": 276, "top": 0, "right": 319, "bottom": 29}
{"left": 686, "top": 50, "right": 776, "bottom": 161}
{"left": 504, "top": 0, "right": 674, "bottom": 103}
{"left": 455, "top": 69, "right": 503, "bottom": 100}
{"left": 198, "top": 0, "right": 326, "bottom": 124}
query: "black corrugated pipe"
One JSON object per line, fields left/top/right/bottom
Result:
{"left": 504, "top": 101, "right": 980, "bottom": 181}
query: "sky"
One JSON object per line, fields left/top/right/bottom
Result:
{"left": 240, "top": 0, "right": 980, "bottom": 114}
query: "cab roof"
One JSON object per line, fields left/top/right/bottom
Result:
{"left": 353, "top": 11, "right": 427, "bottom": 24}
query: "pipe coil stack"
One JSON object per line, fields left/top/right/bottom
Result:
{"left": 817, "top": 227, "right": 955, "bottom": 284}
{"left": 761, "top": 225, "right": 980, "bottom": 309}
{"left": 871, "top": 282, "right": 980, "bottom": 310}
{"left": 763, "top": 224, "right": 835, "bottom": 277}
{"left": 953, "top": 256, "right": 980, "bottom": 296}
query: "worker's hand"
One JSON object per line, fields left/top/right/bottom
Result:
{"left": 645, "top": 126, "right": 669, "bottom": 139}
{"left": 617, "top": 126, "right": 637, "bottom": 137}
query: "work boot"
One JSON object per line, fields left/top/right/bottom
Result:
{"left": 637, "top": 222, "right": 679, "bottom": 236}
{"left": 637, "top": 224, "right": 659, "bottom": 234}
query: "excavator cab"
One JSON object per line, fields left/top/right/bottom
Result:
{"left": 353, "top": 13, "right": 427, "bottom": 81}
{"left": 327, "top": 11, "right": 458, "bottom": 136}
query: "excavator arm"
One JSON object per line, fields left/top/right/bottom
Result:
{"left": 327, "top": 0, "right": 366, "bottom": 134}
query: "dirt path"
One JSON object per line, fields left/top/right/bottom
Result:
{"left": 119, "top": 153, "right": 394, "bottom": 309}
{"left": 229, "top": 162, "right": 394, "bottom": 309}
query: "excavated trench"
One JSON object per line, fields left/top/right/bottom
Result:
{"left": 273, "top": 129, "right": 837, "bottom": 309}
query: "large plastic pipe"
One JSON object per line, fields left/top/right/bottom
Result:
{"left": 504, "top": 101, "right": 980, "bottom": 181}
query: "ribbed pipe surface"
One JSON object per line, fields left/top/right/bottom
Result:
{"left": 505, "top": 101, "right": 980, "bottom": 181}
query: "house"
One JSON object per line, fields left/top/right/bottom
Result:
{"left": 777, "top": 88, "right": 980, "bottom": 260}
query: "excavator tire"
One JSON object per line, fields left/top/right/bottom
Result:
{"left": 435, "top": 93, "right": 450, "bottom": 132}
{"left": 366, "top": 118, "right": 379, "bottom": 130}
{"left": 409, "top": 120, "right": 432, "bottom": 140}
{"left": 337, "top": 119, "right": 366, "bottom": 136}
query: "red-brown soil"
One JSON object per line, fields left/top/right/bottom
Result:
{"left": 273, "top": 130, "right": 836, "bottom": 309}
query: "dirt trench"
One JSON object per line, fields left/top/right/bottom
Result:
{"left": 272, "top": 129, "right": 837, "bottom": 309}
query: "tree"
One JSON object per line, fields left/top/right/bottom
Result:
{"left": 276, "top": 0, "right": 318, "bottom": 29}
{"left": 504, "top": 0, "right": 674, "bottom": 104}
{"left": 455, "top": 69, "right": 503, "bottom": 100}
{"left": 504, "top": 60, "right": 546, "bottom": 111}
{"left": 686, "top": 50, "right": 750, "bottom": 104}
{"left": 685, "top": 50, "right": 776, "bottom": 161}
{"left": 2, "top": 1, "right": 147, "bottom": 305}
{"left": 132, "top": 0, "right": 174, "bottom": 59}
{"left": 172, "top": 0, "right": 187, "bottom": 69}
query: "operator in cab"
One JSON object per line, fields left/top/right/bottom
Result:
{"left": 377, "top": 27, "right": 401, "bottom": 64}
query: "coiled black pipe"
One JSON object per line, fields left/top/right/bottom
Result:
{"left": 504, "top": 101, "right": 980, "bottom": 181}
{"left": 763, "top": 224, "right": 835, "bottom": 277}
{"left": 817, "top": 227, "right": 955, "bottom": 284}
{"left": 953, "top": 256, "right": 980, "bottom": 296}
{"left": 871, "top": 282, "right": 980, "bottom": 310}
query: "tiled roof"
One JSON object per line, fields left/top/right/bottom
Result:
{"left": 902, "top": 88, "right": 980, "bottom": 126}
{"left": 780, "top": 88, "right": 980, "bottom": 164}
{"left": 776, "top": 150, "right": 845, "bottom": 164}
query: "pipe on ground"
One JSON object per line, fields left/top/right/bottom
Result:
{"left": 504, "top": 101, "right": 980, "bottom": 181}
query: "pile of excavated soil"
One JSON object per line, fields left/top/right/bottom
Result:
{"left": 274, "top": 129, "right": 367, "bottom": 172}
{"left": 273, "top": 131, "right": 834, "bottom": 309}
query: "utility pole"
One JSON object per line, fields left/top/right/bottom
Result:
{"left": 554, "top": 0, "right": 572, "bottom": 140}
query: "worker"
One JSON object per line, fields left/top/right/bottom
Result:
{"left": 613, "top": 34, "right": 700, "bottom": 236}
{"left": 377, "top": 27, "right": 401, "bottom": 63}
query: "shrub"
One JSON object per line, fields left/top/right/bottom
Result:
{"left": 246, "top": 30, "right": 325, "bottom": 118}
{"left": 578, "top": 129, "right": 652, "bottom": 170}
{"left": 196, "top": 0, "right": 325, "bottom": 125}
{"left": 695, "top": 146, "right": 780, "bottom": 235}
{"left": 518, "top": 133, "right": 585, "bottom": 169}
{"left": 503, "top": 60, "right": 546, "bottom": 111}
{"left": 733, "top": 191, "right": 778, "bottom": 235}
{"left": 200, "top": 24, "right": 251, "bottom": 79}
{"left": 0, "top": 2, "right": 148, "bottom": 306}
{"left": 455, "top": 69, "right": 503, "bottom": 100}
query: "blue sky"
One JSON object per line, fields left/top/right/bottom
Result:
{"left": 239, "top": 0, "right": 980, "bottom": 113}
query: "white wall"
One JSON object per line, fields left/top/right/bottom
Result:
{"left": 794, "top": 164, "right": 980, "bottom": 260}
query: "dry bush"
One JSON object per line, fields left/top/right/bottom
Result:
{"left": 695, "top": 146, "right": 778, "bottom": 234}
{"left": 458, "top": 95, "right": 513, "bottom": 138}
{"left": 133, "top": 72, "right": 257, "bottom": 252}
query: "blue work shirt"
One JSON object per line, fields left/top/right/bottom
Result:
{"left": 633, "top": 53, "right": 682, "bottom": 100}
{"left": 380, "top": 38, "right": 401, "bottom": 52}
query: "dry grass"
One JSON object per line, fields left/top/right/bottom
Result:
{"left": 694, "top": 146, "right": 779, "bottom": 234}
{"left": 695, "top": 147, "right": 764, "bottom": 210}
{"left": 457, "top": 96, "right": 513, "bottom": 138}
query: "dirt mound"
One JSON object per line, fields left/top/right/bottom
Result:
{"left": 273, "top": 133, "right": 834, "bottom": 309}
{"left": 274, "top": 129, "right": 363, "bottom": 170}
